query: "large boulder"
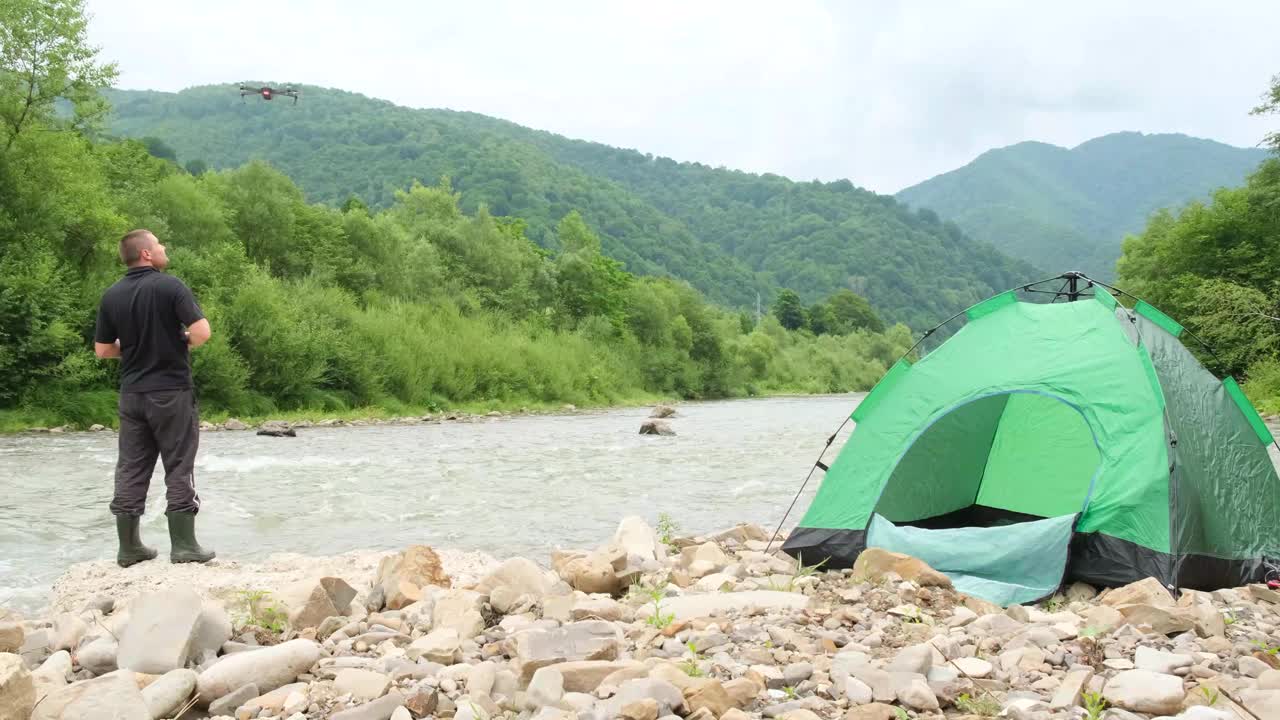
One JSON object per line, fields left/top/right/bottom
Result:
{"left": 433, "top": 590, "right": 486, "bottom": 639}
{"left": 613, "top": 517, "right": 664, "bottom": 563}
{"left": 639, "top": 420, "right": 675, "bottom": 436}
{"left": 277, "top": 577, "right": 358, "bottom": 630}
{"left": 514, "top": 622, "right": 623, "bottom": 684}
{"left": 1100, "top": 577, "right": 1174, "bottom": 608}
{"left": 473, "top": 557, "right": 554, "bottom": 598}
{"left": 0, "top": 653, "right": 35, "bottom": 720}
{"left": 0, "top": 624, "right": 21, "bottom": 655}
{"left": 195, "top": 639, "right": 321, "bottom": 706}
{"left": 554, "top": 552, "right": 622, "bottom": 595}
{"left": 117, "top": 588, "right": 205, "bottom": 674}
{"left": 141, "top": 669, "right": 198, "bottom": 720}
{"left": 407, "top": 629, "right": 461, "bottom": 665}
{"left": 31, "top": 671, "right": 149, "bottom": 720}
{"left": 374, "top": 546, "right": 452, "bottom": 610}
{"left": 1102, "top": 670, "right": 1184, "bottom": 716}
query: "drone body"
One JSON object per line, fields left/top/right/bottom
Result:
{"left": 239, "top": 84, "right": 300, "bottom": 104}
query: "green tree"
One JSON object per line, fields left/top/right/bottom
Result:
{"left": 827, "top": 289, "right": 885, "bottom": 333}
{"left": 555, "top": 211, "right": 630, "bottom": 328}
{"left": 0, "top": 0, "right": 118, "bottom": 150}
{"left": 184, "top": 159, "right": 208, "bottom": 176}
{"left": 772, "top": 289, "right": 805, "bottom": 330}
{"left": 806, "top": 303, "right": 833, "bottom": 335}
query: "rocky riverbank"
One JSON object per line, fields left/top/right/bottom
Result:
{"left": 1, "top": 518, "right": 1277, "bottom": 720}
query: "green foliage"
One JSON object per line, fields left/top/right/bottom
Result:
{"left": 0, "top": 0, "right": 118, "bottom": 149}
{"left": 897, "top": 132, "right": 1269, "bottom": 280}
{"left": 772, "top": 289, "right": 805, "bottom": 331}
{"left": 103, "top": 84, "right": 1040, "bottom": 328}
{"left": 656, "top": 513, "right": 679, "bottom": 547}
{"left": 1243, "top": 358, "right": 1280, "bottom": 415}
{"left": 644, "top": 586, "right": 675, "bottom": 630}
{"left": 1116, "top": 156, "right": 1280, "bottom": 394}
{"left": 1082, "top": 690, "right": 1108, "bottom": 720}
{"left": 234, "top": 589, "right": 288, "bottom": 634}
{"left": 1200, "top": 686, "right": 1221, "bottom": 706}
{"left": 955, "top": 693, "right": 1001, "bottom": 717}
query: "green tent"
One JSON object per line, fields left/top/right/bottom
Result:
{"left": 783, "top": 280, "right": 1280, "bottom": 606}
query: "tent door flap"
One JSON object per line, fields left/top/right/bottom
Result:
{"left": 865, "top": 512, "right": 1078, "bottom": 606}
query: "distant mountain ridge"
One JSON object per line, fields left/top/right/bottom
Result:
{"left": 103, "top": 84, "right": 1038, "bottom": 331}
{"left": 894, "top": 131, "right": 1270, "bottom": 279}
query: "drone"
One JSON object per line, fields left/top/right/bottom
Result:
{"left": 239, "top": 84, "right": 300, "bottom": 104}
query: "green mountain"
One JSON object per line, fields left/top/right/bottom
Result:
{"left": 894, "top": 132, "right": 1269, "bottom": 280}
{"left": 103, "top": 84, "right": 1038, "bottom": 331}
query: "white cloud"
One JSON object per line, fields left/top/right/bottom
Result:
{"left": 85, "top": 0, "right": 1279, "bottom": 193}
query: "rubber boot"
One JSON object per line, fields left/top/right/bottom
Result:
{"left": 116, "top": 514, "right": 158, "bottom": 568}
{"left": 166, "top": 511, "right": 216, "bottom": 563}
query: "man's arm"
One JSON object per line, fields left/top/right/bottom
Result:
{"left": 185, "top": 318, "right": 211, "bottom": 348}
{"left": 95, "top": 340, "right": 121, "bottom": 359}
{"left": 93, "top": 297, "right": 119, "bottom": 359}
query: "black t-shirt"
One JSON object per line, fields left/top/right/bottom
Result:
{"left": 94, "top": 267, "right": 206, "bottom": 393}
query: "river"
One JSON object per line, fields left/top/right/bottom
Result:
{"left": 0, "top": 395, "right": 862, "bottom": 614}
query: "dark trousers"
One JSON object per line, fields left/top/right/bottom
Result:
{"left": 111, "top": 388, "right": 201, "bottom": 516}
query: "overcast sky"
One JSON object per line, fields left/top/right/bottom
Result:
{"left": 85, "top": 1, "right": 1279, "bottom": 193}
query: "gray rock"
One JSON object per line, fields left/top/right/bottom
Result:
{"left": 783, "top": 662, "right": 813, "bottom": 685}
{"left": 639, "top": 419, "right": 675, "bottom": 436}
{"left": 76, "top": 635, "right": 118, "bottom": 677}
{"left": 1135, "top": 646, "right": 1194, "bottom": 674}
{"left": 207, "top": 682, "right": 259, "bottom": 717}
{"left": 1238, "top": 655, "right": 1271, "bottom": 678}
{"left": 335, "top": 669, "right": 392, "bottom": 701}
{"left": 526, "top": 666, "right": 564, "bottom": 708}
{"left": 467, "top": 661, "right": 497, "bottom": 697}
{"left": 605, "top": 678, "right": 685, "bottom": 718}
{"left": 117, "top": 588, "right": 205, "bottom": 674}
{"left": 886, "top": 644, "right": 933, "bottom": 675}
{"left": 514, "top": 621, "right": 622, "bottom": 684}
{"left": 474, "top": 557, "right": 553, "bottom": 598}
{"left": 141, "top": 669, "right": 197, "bottom": 720}
{"left": 407, "top": 628, "right": 460, "bottom": 664}
{"left": 196, "top": 639, "right": 320, "bottom": 704}
{"left": 329, "top": 691, "right": 407, "bottom": 720}
{"left": 951, "top": 657, "right": 993, "bottom": 678}
{"left": 433, "top": 590, "right": 486, "bottom": 639}
{"left": 1236, "top": 690, "right": 1280, "bottom": 720}
{"left": 843, "top": 677, "right": 873, "bottom": 705}
{"left": 1102, "top": 670, "right": 1184, "bottom": 716}
{"left": 31, "top": 670, "right": 149, "bottom": 720}
{"left": 280, "top": 577, "right": 358, "bottom": 631}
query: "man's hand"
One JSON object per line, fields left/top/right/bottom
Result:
{"left": 95, "top": 339, "right": 121, "bottom": 359}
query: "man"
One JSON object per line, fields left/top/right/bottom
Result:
{"left": 94, "top": 229, "right": 216, "bottom": 567}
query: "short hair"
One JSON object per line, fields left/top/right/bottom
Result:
{"left": 119, "top": 229, "right": 155, "bottom": 265}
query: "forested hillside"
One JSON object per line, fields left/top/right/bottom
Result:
{"left": 0, "top": 1, "right": 916, "bottom": 430}
{"left": 104, "top": 85, "right": 1038, "bottom": 331}
{"left": 896, "top": 132, "right": 1268, "bottom": 279}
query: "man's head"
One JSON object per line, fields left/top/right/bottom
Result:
{"left": 119, "top": 229, "right": 169, "bottom": 269}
